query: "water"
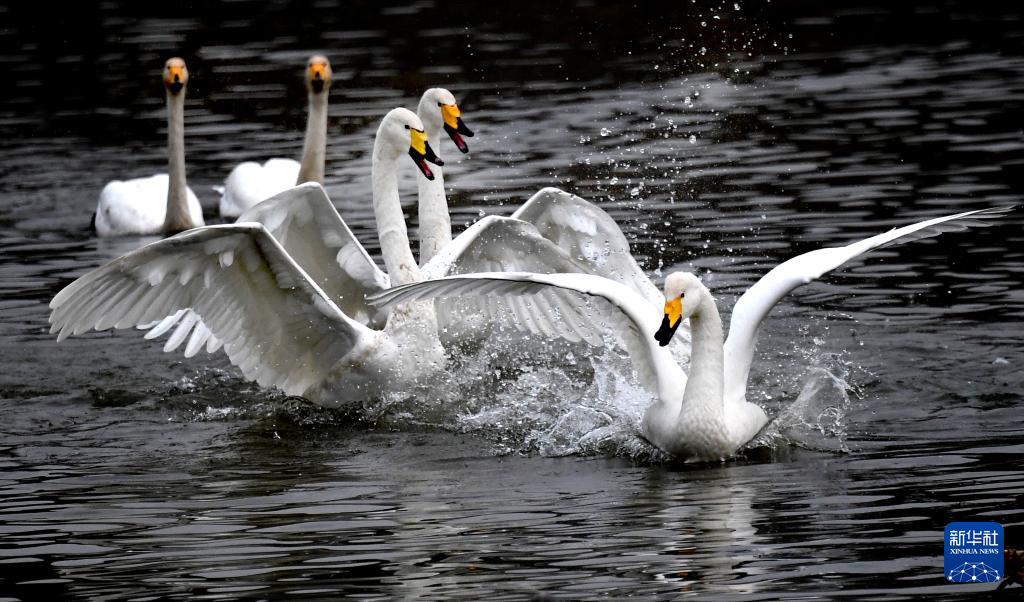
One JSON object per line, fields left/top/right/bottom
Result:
{"left": 2, "top": 1, "right": 1024, "bottom": 599}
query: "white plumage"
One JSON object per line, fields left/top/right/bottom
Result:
{"left": 217, "top": 158, "right": 301, "bottom": 219}
{"left": 95, "top": 174, "right": 204, "bottom": 237}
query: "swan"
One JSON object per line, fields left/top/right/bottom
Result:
{"left": 51, "top": 108, "right": 451, "bottom": 405}
{"left": 94, "top": 58, "right": 204, "bottom": 237}
{"left": 368, "top": 206, "right": 1012, "bottom": 461}
{"left": 415, "top": 87, "right": 474, "bottom": 263}
{"left": 217, "top": 55, "right": 333, "bottom": 219}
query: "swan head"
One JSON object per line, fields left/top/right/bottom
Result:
{"left": 418, "top": 88, "right": 475, "bottom": 154}
{"left": 163, "top": 58, "right": 188, "bottom": 95}
{"left": 305, "top": 54, "right": 332, "bottom": 94}
{"left": 379, "top": 107, "right": 444, "bottom": 180}
{"left": 655, "top": 272, "right": 703, "bottom": 346}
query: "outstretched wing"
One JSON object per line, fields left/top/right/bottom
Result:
{"left": 238, "top": 182, "right": 390, "bottom": 326}
{"left": 141, "top": 183, "right": 390, "bottom": 355}
{"left": 369, "top": 272, "right": 684, "bottom": 396}
{"left": 50, "top": 223, "right": 375, "bottom": 396}
{"left": 422, "top": 216, "right": 619, "bottom": 345}
{"left": 512, "top": 187, "right": 662, "bottom": 307}
{"left": 723, "top": 206, "right": 1014, "bottom": 404}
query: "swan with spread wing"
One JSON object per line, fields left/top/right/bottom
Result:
{"left": 369, "top": 207, "right": 1012, "bottom": 460}
{"left": 52, "top": 108, "right": 450, "bottom": 404}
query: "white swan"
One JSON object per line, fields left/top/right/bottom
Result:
{"left": 94, "top": 58, "right": 204, "bottom": 237}
{"left": 51, "top": 108, "right": 448, "bottom": 405}
{"left": 415, "top": 87, "right": 474, "bottom": 263}
{"left": 218, "top": 55, "right": 332, "bottom": 218}
{"left": 368, "top": 206, "right": 1011, "bottom": 461}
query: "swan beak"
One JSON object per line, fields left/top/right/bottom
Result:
{"left": 309, "top": 63, "right": 328, "bottom": 93}
{"left": 165, "top": 66, "right": 186, "bottom": 94}
{"left": 654, "top": 297, "right": 683, "bottom": 347}
{"left": 409, "top": 128, "right": 443, "bottom": 180}
{"left": 441, "top": 104, "right": 474, "bottom": 153}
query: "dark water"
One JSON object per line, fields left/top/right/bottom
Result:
{"left": 2, "top": 1, "right": 1024, "bottom": 599}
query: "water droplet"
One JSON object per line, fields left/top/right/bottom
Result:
{"left": 600, "top": 127, "right": 611, "bottom": 137}
{"left": 630, "top": 187, "right": 640, "bottom": 197}
{"left": 688, "top": 135, "right": 697, "bottom": 144}
{"left": 579, "top": 134, "right": 591, "bottom": 144}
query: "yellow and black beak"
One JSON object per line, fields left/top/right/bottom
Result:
{"left": 309, "top": 63, "right": 328, "bottom": 93}
{"left": 408, "top": 128, "right": 444, "bottom": 180}
{"left": 165, "top": 65, "right": 186, "bottom": 94}
{"left": 440, "top": 103, "right": 474, "bottom": 154}
{"left": 654, "top": 297, "right": 682, "bottom": 347}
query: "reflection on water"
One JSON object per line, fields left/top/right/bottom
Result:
{"left": 2, "top": 1, "right": 1024, "bottom": 599}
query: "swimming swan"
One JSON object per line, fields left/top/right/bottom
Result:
{"left": 94, "top": 58, "right": 204, "bottom": 236}
{"left": 368, "top": 206, "right": 1011, "bottom": 460}
{"left": 218, "top": 55, "right": 333, "bottom": 218}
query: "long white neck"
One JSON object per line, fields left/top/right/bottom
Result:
{"left": 682, "top": 292, "right": 726, "bottom": 419}
{"left": 416, "top": 119, "right": 451, "bottom": 264}
{"left": 163, "top": 90, "right": 192, "bottom": 232}
{"left": 296, "top": 89, "right": 328, "bottom": 184}
{"left": 372, "top": 130, "right": 422, "bottom": 287}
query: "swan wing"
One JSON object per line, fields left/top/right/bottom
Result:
{"left": 140, "top": 183, "right": 390, "bottom": 353}
{"left": 369, "top": 272, "right": 682, "bottom": 394}
{"left": 723, "top": 206, "right": 1014, "bottom": 404}
{"left": 512, "top": 187, "right": 662, "bottom": 307}
{"left": 238, "top": 182, "right": 391, "bottom": 327}
{"left": 422, "top": 216, "right": 608, "bottom": 345}
{"left": 50, "top": 223, "right": 374, "bottom": 396}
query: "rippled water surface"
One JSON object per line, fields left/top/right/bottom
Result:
{"left": 2, "top": 1, "right": 1024, "bottom": 599}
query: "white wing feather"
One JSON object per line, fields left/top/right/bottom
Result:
{"left": 50, "top": 223, "right": 374, "bottom": 396}
{"left": 142, "top": 183, "right": 391, "bottom": 354}
{"left": 237, "top": 182, "right": 390, "bottom": 326}
{"left": 512, "top": 187, "right": 662, "bottom": 307}
{"left": 369, "top": 272, "right": 684, "bottom": 395}
{"left": 422, "top": 216, "right": 608, "bottom": 344}
{"left": 723, "top": 206, "right": 1014, "bottom": 404}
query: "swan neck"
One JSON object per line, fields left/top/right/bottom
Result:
{"left": 416, "top": 121, "right": 450, "bottom": 264}
{"left": 681, "top": 292, "right": 725, "bottom": 415}
{"left": 372, "top": 131, "right": 422, "bottom": 286}
{"left": 296, "top": 90, "right": 327, "bottom": 184}
{"left": 163, "top": 90, "right": 192, "bottom": 232}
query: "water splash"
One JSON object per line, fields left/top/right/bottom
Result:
{"left": 754, "top": 351, "right": 861, "bottom": 453}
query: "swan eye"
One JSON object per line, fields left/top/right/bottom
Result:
{"left": 437, "top": 102, "right": 443, "bottom": 107}
{"left": 680, "top": 293, "right": 685, "bottom": 298}
{"left": 404, "top": 124, "right": 410, "bottom": 130}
